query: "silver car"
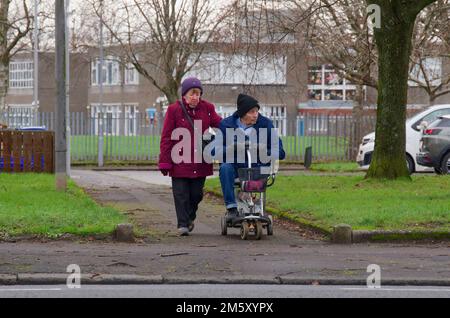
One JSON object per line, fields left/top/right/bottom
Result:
{"left": 416, "top": 115, "right": 450, "bottom": 174}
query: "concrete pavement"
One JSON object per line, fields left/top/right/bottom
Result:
{"left": 0, "top": 170, "right": 448, "bottom": 288}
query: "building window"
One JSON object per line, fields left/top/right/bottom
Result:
{"left": 409, "top": 57, "right": 442, "bottom": 87}
{"left": 308, "top": 66, "right": 323, "bottom": 85}
{"left": 186, "top": 53, "right": 287, "bottom": 85}
{"left": 9, "top": 60, "right": 34, "bottom": 89}
{"left": 91, "top": 56, "right": 121, "bottom": 86}
{"left": 90, "top": 104, "right": 121, "bottom": 135}
{"left": 125, "top": 63, "right": 139, "bottom": 85}
{"left": 308, "top": 64, "right": 358, "bottom": 101}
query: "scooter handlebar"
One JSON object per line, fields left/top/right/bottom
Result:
{"left": 266, "top": 174, "right": 276, "bottom": 187}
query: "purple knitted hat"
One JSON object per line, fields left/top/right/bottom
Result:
{"left": 181, "top": 77, "right": 203, "bottom": 97}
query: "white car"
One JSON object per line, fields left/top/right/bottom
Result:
{"left": 356, "top": 104, "right": 450, "bottom": 174}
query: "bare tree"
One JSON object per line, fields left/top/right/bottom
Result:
{"left": 409, "top": 0, "right": 450, "bottom": 105}
{"left": 39, "top": 0, "right": 105, "bottom": 53}
{"left": 302, "top": 0, "right": 450, "bottom": 160}
{"left": 206, "top": 0, "right": 325, "bottom": 134}
{"left": 309, "top": 0, "right": 378, "bottom": 88}
{"left": 365, "top": 0, "right": 440, "bottom": 180}
{"left": 204, "top": 1, "right": 303, "bottom": 98}
{"left": 306, "top": 0, "right": 378, "bottom": 157}
{"left": 0, "top": 0, "right": 32, "bottom": 111}
{"left": 86, "top": 0, "right": 232, "bottom": 105}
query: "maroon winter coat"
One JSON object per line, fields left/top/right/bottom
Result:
{"left": 158, "top": 98, "right": 222, "bottom": 178}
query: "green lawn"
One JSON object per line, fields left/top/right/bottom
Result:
{"left": 0, "top": 174, "right": 127, "bottom": 237}
{"left": 281, "top": 136, "right": 349, "bottom": 160}
{"left": 70, "top": 135, "right": 161, "bottom": 161}
{"left": 205, "top": 175, "right": 450, "bottom": 232}
{"left": 310, "top": 162, "right": 361, "bottom": 172}
{"left": 69, "top": 135, "right": 349, "bottom": 162}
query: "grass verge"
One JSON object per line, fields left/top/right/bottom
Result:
{"left": 0, "top": 174, "right": 127, "bottom": 238}
{"left": 205, "top": 174, "right": 450, "bottom": 233}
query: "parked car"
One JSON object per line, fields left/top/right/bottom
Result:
{"left": 416, "top": 115, "right": 450, "bottom": 174}
{"left": 356, "top": 104, "right": 450, "bottom": 174}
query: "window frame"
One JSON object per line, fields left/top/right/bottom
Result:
{"left": 307, "top": 64, "right": 360, "bottom": 102}
{"left": 91, "top": 56, "right": 121, "bottom": 87}
{"left": 9, "top": 60, "right": 34, "bottom": 89}
{"left": 124, "top": 63, "right": 139, "bottom": 86}
{"left": 185, "top": 53, "right": 287, "bottom": 85}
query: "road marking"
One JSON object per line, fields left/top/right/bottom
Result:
{"left": 342, "top": 288, "right": 450, "bottom": 292}
{"left": 0, "top": 288, "right": 62, "bottom": 292}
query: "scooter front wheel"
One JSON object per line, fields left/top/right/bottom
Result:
{"left": 240, "top": 222, "right": 249, "bottom": 240}
{"left": 255, "top": 221, "right": 263, "bottom": 240}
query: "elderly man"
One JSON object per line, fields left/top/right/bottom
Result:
{"left": 218, "top": 93, "right": 285, "bottom": 219}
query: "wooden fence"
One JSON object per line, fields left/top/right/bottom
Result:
{"left": 0, "top": 130, "right": 54, "bottom": 173}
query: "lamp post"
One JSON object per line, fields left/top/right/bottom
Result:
{"left": 98, "top": 0, "right": 104, "bottom": 167}
{"left": 65, "top": 0, "right": 71, "bottom": 177}
{"left": 55, "top": 0, "right": 67, "bottom": 190}
{"left": 156, "top": 96, "right": 167, "bottom": 134}
{"left": 33, "top": 0, "right": 39, "bottom": 126}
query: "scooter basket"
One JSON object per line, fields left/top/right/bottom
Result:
{"left": 238, "top": 168, "right": 269, "bottom": 192}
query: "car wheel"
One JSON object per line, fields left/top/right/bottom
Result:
{"left": 406, "top": 155, "right": 414, "bottom": 175}
{"left": 440, "top": 152, "right": 450, "bottom": 174}
{"left": 434, "top": 167, "right": 443, "bottom": 175}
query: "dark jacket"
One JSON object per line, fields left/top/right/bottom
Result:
{"left": 158, "top": 99, "right": 222, "bottom": 178}
{"left": 218, "top": 112, "right": 285, "bottom": 168}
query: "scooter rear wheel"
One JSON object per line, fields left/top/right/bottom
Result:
{"left": 240, "top": 222, "right": 249, "bottom": 240}
{"left": 267, "top": 215, "right": 274, "bottom": 236}
{"left": 221, "top": 216, "right": 228, "bottom": 236}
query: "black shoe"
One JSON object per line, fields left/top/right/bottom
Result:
{"left": 226, "top": 208, "right": 239, "bottom": 220}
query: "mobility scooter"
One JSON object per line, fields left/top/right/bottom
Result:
{"left": 220, "top": 142, "right": 278, "bottom": 240}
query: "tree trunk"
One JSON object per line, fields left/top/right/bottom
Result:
{"left": 0, "top": 0, "right": 9, "bottom": 112}
{"left": 162, "top": 75, "right": 181, "bottom": 105}
{"left": 429, "top": 94, "right": 436, "bottom": 106}
{"left": 165, "top": 86, "right": 180, "bottom": 105}
{"left": 0, "top": 59, "right": 8, "bottom": 112}
{"left": 366, "top": 22, "right": 415, "bottom": 179}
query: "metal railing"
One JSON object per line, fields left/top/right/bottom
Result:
{"left": 0, "top": 109, "right": 377, "bottom": 163}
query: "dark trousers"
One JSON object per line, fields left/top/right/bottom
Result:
{"left": 219, "top": 163, "right": 239, "bottom": 209}
{"left": 171, "top": 177, "right": 206, "bottom": 228}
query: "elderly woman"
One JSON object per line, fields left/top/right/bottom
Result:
{"left": 158, "top": 77, "right": 222, "bottom": 236}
